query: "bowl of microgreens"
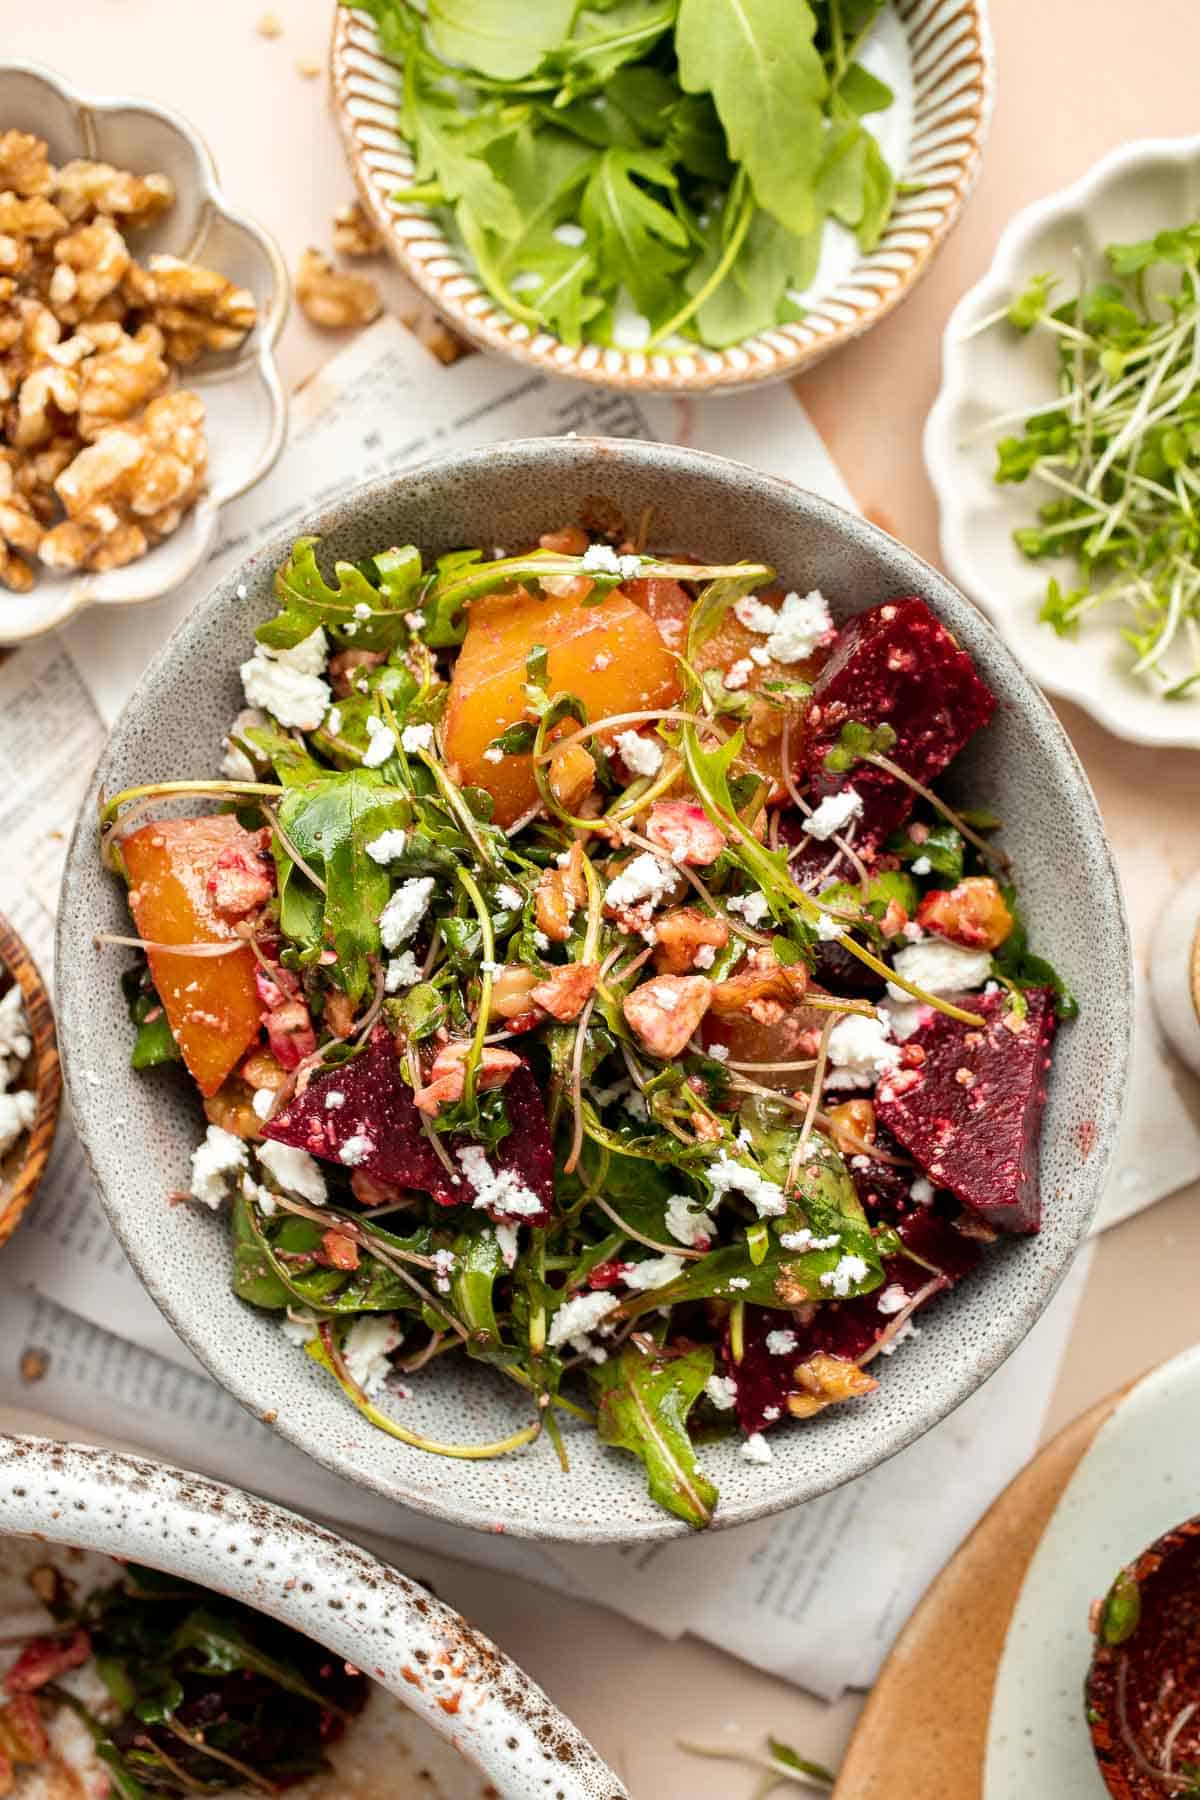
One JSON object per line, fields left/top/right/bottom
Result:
{"left": 55, "top": 436, "right": 1130, "bottom": 1542}
{"left": 330, "top": 0, "right": 993, "bottom": 392}
{"left": 926, "top": 134, "right": 1200, "bottom": 749}
{"left": 0, "top": 1433, "right": 627, "bottom": 1798}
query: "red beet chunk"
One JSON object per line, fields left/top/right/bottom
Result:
{"left": 875, "top": 988, "right": 1058, "bottom": 1234}
{"left": 263, "top": 1029, "right": 553, "bottom": 1223}
{"left": 804, "top": 599, "right": 996, "bottom": 853}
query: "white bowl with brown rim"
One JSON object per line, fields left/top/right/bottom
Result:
{"left": 330, "top": 1, "right": 994, "bottom": 394}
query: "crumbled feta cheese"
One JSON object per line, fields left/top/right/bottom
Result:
{"left": 727, "top": 1276, "right": 751, "bottom": 1291}
{"left": 623, "top": 1087, "right": 648, "bottom": 1121}
{"left": 733, "top": 594, "right": 774, "bottom": 632}
{"left": 911, "top": 855, "right": 932, "bottom": 876}
{"left": 343, "top": 1315, "right": 403, "bottom": 1395}
{"left": 815, "top": 910, "right": 844, "bottom": 942}
{"left": 482, "top": 745, "right": 505, "bottom": 764}
{"left": 580, "top": 542, "right": 620, "bottom": 574}
{"left": 722, "top": 657, "right": 754, "bottom": 691}
{"left": 762, "top": 1404, "right": 781, "bottom": 1423}
{"left": 880, "top": 998, "right": 927, "bottom": 1041}
{"left": 401, "top": 722, "right": 435, "bottom": 753}
{"left": 456, "top": 1144, "right": 544, "bottom": 1218}
{"left": 726, "top": 889, "right": 770, "bottom": 925}
{"left": 276, "top": 628, "right": 329, "bottom": 676}
{"left": 605, "top": 851, "right": 676, "bottom": 911}
{"left": 0, "top": 985, "right": 32, "bottom": 1081}
{"left": 765, "top": 1329, "right": 798, "bottom": 1356}
{"left": 257, "top": 1141, "right": 328, "bottom": 1205}
{"left": 240, "top": 645, "right": 330, "bottom": 731}
{"left": 614, "top": 729, "right": 664, "bottom": 777}
{"left": 779, "top": 1228, "right": 841, "bottom": 1252}
{"left": 749, "top": 644, "right": 772, "bottom": 666}
{"left": 324, "top": 1090, "right": 346, "bottom": 1110}
{"left": 903, "top": 921, "right": 925, "bottom": 943}
{"left": 706, "top": 1150, "right": 786, "bottom": 1218}
{"left": 623, "top": 1254, "right": 685, "bottom": 1291}
{"left": 495, "top": 1222, "right": 520, "bottom": 1270}
{"left": 385, "top": 951, "right": 423, "bottom": 993}
{"left": 707, "top": 1041, "right": 729, "bottom": 1063}
{"left": 909, "top": 1175, "right": 935, "bottom": 1206}
{"left": 379, "top": 877, "right": 435, "bottom": 951}
{"left": 326, "top": 706, "right": 342, "bottom": 736}
{"left": 0, "top": 1089, "right": 36, "bottom": 1156}
{"left": 768, "top": 590, "right": 832, "bottom": 662}
{"left": 431, "top": 1247, "right": 457, "bottom": 1293}
{"left": 251, "top": 1088, "right": 275, "bottom": 1121}
{"left": 693, "top": 943, "right": 717, "bottom": 970}
{"left": 495, "top": 883, "right": 523, "bottom": 910}
{"left": 404, "top": 610, "right": 426, "bottom": 631}
{"left": 220, "top": 740, "right": 256, "bottom": 782}
{"left": 705, "top": 1374, "right": 737, "bottom": 1411}
{"left": 741, "top": 1431, "right": 773, "bottom": 1464}
{"left": 242, "top": 1173, "right": 276, "bottom": 1216}
{"left": 878, "top": 1320, "right": 920, "bottom": 1356}
{"left": 354, "top": 601, "right": 373, "bottom": 621}
{"left": 824, "top": 1013, "right": 901, "bottom": 1092}
{"left": 534, "top": 930, "right": 551, "bottom": 952}
{"left": 553, "top": 221, "right": 587, "bottom": 247}
{"left": 365, "top": 829, "right": 408, "bottom": 863}
{"left": 877, "top": 1283, "right": 909, "bottom": 1316}
{"left": 280, "top": 1313, "right": 320, "bottom": 1347}
{"left": 665, "top": 1195, "right": 715, "bottom": 1248}
{"left": 547, "top": 1289, "right": 618, "bottom": 1348}
{"left": 339, "top": 1133, "right": 374, "bottom": 1167}
{"left": 886, "top": 939, "right": 992, "bottom": 1003}
{"left": 362, "top": 720, "right": 397, "bottom": 767}
{"left": 803, "top": 789, "right": 864, "bottom": 841}
{"left": 189, "top": 1125, "right": 247, "bottom": 1209}
{"left": 820, "top": 1253, "right": 869, "bottom": 1298}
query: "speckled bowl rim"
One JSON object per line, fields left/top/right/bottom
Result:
{"left": 0, "top": 1433, "right": 627, "bottom": 1800}
{"left": 0, "top": 60, "right": 289, "bottom": 643}
{"left": 56, "top": 436, "right": 1133, "bottom": 1543}
{"left": 330, "top": 0, "right": 995, "bottom": 394}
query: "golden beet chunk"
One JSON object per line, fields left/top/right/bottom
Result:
{"left": 444, "top": 584, "right": 682, "bottom": 826}
{"left": 123, "top": 815, "right": 263, "bottom": 1097}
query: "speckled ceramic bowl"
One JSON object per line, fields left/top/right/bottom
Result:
{"left": 331, "top": 0, "right": 994, "bottom": 393}
{"left": 55, "top": 437, "right": 1131, "bottom": 1543}
{"left": 0, "top": 1433, "right": 626, "bottom": 1800}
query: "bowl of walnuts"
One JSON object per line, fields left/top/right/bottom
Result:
{"left": 0, "top": 61, "right": 288, "bottom": 642}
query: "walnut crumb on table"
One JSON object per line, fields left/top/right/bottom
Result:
{"left": 256, "top": 9, "right": 283, "bottom": 36}
{"left": 295, "top": 247, "right": 382, "bottom": 330}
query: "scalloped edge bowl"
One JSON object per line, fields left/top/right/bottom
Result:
{"left": 0, "top": 1433, "right": 627, "bottom": 1800}
{"left": 925, "top": 133, "right": 1200, "bottom": 750}
{"left": 0, "top": 61, "right": 289, "bottom": 644}
{"left": 331, "top": 0, "right": 994, "bottom": 394}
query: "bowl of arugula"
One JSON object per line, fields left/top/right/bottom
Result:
{"left": 331, "top": 0, "right": 994, "bottom": 392}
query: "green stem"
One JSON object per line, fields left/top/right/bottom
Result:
{"left": 99, "top": 778, "right": 283, "bottom": 829}
{"left": 646, "top": 179, "right": 755, "bottom": 350}
{"left": 453, "top": 864, "right": 495, "bottom": 1108}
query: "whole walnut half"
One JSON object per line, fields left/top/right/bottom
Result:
{"left": 125, "top": 255, "right": 257, "bottom": 363}
{"left": 295, "top": 247, "right": 381, "bottom": 330}
{"left": 0, "top": 130, "right": 53, "bottom": 198}
{"left": 53, "top": 158, "right": 174, "bottom": 228}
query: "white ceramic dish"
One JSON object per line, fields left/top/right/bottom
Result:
{"left": 0, "top": 1431, "right": 627, "bottom": 1800}
{"left": 332, "top": 0, "right": 994, "bottom": 394}
{"left": 984, "top": 1345, "right": 1200, "bottom": 1798}
{"left": 1150, "top": 868, "right": 1200, "bottom": 1075}
{"left": 0, "top": 61, "right": 288, "bottom": 643}
{"left": 925, "top": 134, "right": 1200, "bottom": 749}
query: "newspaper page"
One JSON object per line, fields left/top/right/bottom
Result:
{"left": 0, "top": 316, "right": 1178, "bottom": 1696}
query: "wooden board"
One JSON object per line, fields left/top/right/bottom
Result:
{"left": 834, "top": 1386, "right": 1132, "bottom": 1799}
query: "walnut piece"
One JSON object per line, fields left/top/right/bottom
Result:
{"left": 332, "top": 200, "right": 382, "bottom": 259}
{"left": 125, "top": 255, "right": 257, "bottom": 363}
{"left": 53, "top": 159, "right": 174, "bottom": 228}
{"left": 0, "top": 193, "right": 66, "bottom": 244}
{"left": 295, "top": 247, "right": 381, "bottom": 330}
{"left": 49, "top": 217, "right": 131, "bottom": 325}
{"left": 76, "top": 322, "right": 168, "bottom": 440}
{"left": 0, "top": 131, "right": 53, "bottom": 198}
{"left": 0, "top": 450, "right": 42, "bottom": 589}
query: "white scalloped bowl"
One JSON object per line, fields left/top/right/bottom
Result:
{"left": 0, "top": 1433, "right": 627, "bottom": 1800}
{"left": 0, "top": 62, "right": 288, "bottom": 644}
{"left": 331, "top": 1, "right": 994, "bottom": 394}
{"left": 925, "top": 135, "right": 1200, "bottom": 750}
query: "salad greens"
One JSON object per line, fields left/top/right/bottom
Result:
{"left": 104, "top": 523, "right": 1066, "bottom": 1528}
{"left": 0, "top": 1561, "right": 367, "bottom": 1795}
{"left": 353, "top": 0, "right": 899, "bottom": 350}
{"left": 979, "top": 219, "right": 1200, "bottom": 699}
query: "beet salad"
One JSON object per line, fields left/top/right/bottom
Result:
{"left": 99, "top": 524, "right": 1074, "bottom": 1527}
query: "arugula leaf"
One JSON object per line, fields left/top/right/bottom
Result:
{"left": 259, "top": 537, "right": 422, "bottom": 654}
{"left": 591, "top": 1343, "right": 718, "bottom": 1528}
{"left": 887, "top": 819, "right": 965, "bottom": 885}
{"left": 426, "top": 0, "right": 577, "bottom": 80}
{"left": 579, "top": 147, "right": 689, "bottom": 319}
{"left": 677, "top": 0, "right": 828, "bottom": 238}
{"left": 836, "top": 61, "right": 893, "bottom": 116}
{"left": 399, "top": 56, "right": 522, "bottom": 236}
{"left": 450, "top": 1221, "right": 512, "bottom": 1363}
{"left": 232, "top": 1194, "right": 431, "bottom": 1314}
{"left": 992, "top": 886, "right": 1079, "bottom": 1018}
{"left": 551, "top": 0, "right": 678, "bottom": 86}
{"left": 121, "top": 964, "right": 181, "bottom": 1070}
{"left": 278, "top": 770, "right": 410, "bottom": 1000}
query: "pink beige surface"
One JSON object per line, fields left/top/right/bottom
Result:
{"left": 5, "top": 1, "right": 1200, "bottom": 1793}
